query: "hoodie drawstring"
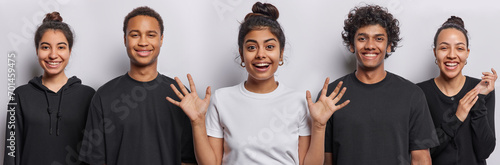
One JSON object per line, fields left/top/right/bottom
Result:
{"left": 55, "top": 88, "right": 65, "bottom": 136}
{"left": 44, "top": 91, "right": 53, "bottom": 135}
{"left": 44, "top": 87, "right": 65, "bottom": 136}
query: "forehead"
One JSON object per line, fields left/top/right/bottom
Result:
{"left": 437, "top": 28, "right": 467, "bottom": 43}
{"left": 127, "top": 15, "right": 160, "bottom": 32}
{"left": 245, "top": 29, "right": 277, "bottom": 41}
{"left": 356, "top": 24, "right": 387, "bottom": 36}
{"left": 40, "top": 29, "right": 68, "bottom": 43}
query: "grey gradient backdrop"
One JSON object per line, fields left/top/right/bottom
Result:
{"left": 1, "top": 0, "right": 499, "bottom": 163}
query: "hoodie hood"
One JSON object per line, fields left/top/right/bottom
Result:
{"left": 29, "top": 76, "right": 82, "bottom": 136}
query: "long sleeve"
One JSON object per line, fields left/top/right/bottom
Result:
{"left": 4, "top": 91, "right": 22, "bottom": 165}
{"left": 430, "top": 104, "right": 463, "bottom": 155}
{"left": 470, "top": 91, "right": 496, "bottom": 159}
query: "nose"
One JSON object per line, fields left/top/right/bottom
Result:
{"left": 364, "top": 39, "right": 376, "bottom": 50}
{"left": 48, "top": 48, "right": 58, "bottom": 59}
{"left": 446, "top": 48, "right": 457, "bottom": 59}
{"left": 138, "top": 35, "right": 149, "bottom": 47}
{"left": 256, "top": 46, "right": 266, "bottom": 59}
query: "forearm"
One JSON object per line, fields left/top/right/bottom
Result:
{"left": 191, "top": 120, "right": 218, "bottom": 165}
{"left": 304, "top": 125, "right": 326, "bottom": 165}
{"left": 410, "top": 149, "right": 431, "bottom": 165}
{"left": 470, "top": 94, "right": 496, "bottom": 159}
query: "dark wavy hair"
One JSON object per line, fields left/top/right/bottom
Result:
{"left": 342, "top": 5, "right": 401, "bottom": 58}
{"left": 123, "top": 6, "right": 164, "bottom": 36}
{"left": 34, "top": 12, "right": 74, "bottom": 50}
{"left": 433, "top": 16, "right": 468, "bottom": 48}
{"left": 238, "top": 2, "right": 285, "bottom": 55}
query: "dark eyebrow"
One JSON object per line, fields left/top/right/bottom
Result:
{"left": 245, "top": 38, "right": 277, "bottom": 44}
{"left": 356, "top": 33, "right": 386, "bottom": 37}
{"left": 128, "top": 30, "right": 140, "bottom": 34}
{"left": 264, "top": 38, "right": 277, "bottom": 43}
{"left": 40, "top": 42, "right": 50, "bottom": 45}
{"left": 57, "top": 42, "right": 67, "bottom": 46}
{"left": 245, "top": 39, "right": 257, "bottom": 44}
{"left": 438, "top": 42, "right": 450, "bottom": 46}
{"left": 357, "top": 33, "right": 367, "bottom": 37}
{"left": 455, "top": 42, "right": 466, "bottom": 46}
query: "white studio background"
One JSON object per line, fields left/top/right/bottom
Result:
{"left": 1, "top": 0, "right": 499, "bottom": 163}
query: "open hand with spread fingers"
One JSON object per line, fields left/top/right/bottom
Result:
{"left": 475, "top": 68, "right": 497, "bottom": 95}
{"left": 306, "top": 78, "right": 350, "bottom": 128}
{"left": 166, "top": 74, "right": 211, "bottom": 124}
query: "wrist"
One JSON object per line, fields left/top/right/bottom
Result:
{"left": 455, "top": 110, "right": 467, "bottom": 122}
{"left": 191, "top": 116, "right": 206, "bottom": 126}
{"left": 312, "top": 121, "right": 327, "bottom": 130}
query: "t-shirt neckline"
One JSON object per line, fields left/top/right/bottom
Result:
{"left": 239, "top": 81, "right": 285, "bottom": 99}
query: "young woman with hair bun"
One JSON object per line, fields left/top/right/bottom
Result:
{"left": 4, "top": 12, "right": 95, "bottom": 165}
{"left": 166, "top": 2, "right": 349, "bottom": 164}
{"left": 417, "top": 16, "right": 497, "bottom": 165}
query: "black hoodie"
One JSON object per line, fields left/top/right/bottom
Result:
{"left": 4, "top": 76, "right": 95, "bottom": 165}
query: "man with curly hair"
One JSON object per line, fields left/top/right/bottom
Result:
{"left": 321, "top": 5, "right": 439, "bottom": 165}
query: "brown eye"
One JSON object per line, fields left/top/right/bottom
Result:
{"left": 247, "top": 45, "right": 256, "bottom": 51}
{"left": 266, "top": 45, "right": 275, "bottom": 49}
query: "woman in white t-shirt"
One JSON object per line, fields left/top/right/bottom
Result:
{"left": 166, "top": 2, "right": 349, "bottom": 164}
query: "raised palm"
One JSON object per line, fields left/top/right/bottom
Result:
{"left": 166, "top": 74, "right": 211, "bottom": 123}
{"left": 306, "top": 78, "right": 350, "bottom": 127}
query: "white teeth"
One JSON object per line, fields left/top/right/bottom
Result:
{"left": 445, "top": 63, "right": 457, "bottom": 67}
{"left": 48, "top": 62, "right": 60, "bottom": 65}
{"left": 255, "top": 63, "right": 269, "bottom": 67}
{"left": 364, "top": 54, "right": 377, "bottom": 57}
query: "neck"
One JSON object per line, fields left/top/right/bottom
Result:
{"left": 355, "top": 65, "right": 386, "bottom": 84}
{"left": 128, "top": 62, "right": 158, "bottom": 82}
{"left": 42, "top": 72, "right": 68, "bottom": 93}
{"left": 434, "top": 73, "right": 466, "bottom": 96}
{"left": 245, "top": 76, "right": 278, "bottom": 94}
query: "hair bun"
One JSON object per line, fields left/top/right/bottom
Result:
{"left": 43, "top": 12, "right": 63, "bottom": 23}
{"left": 443, "top": 16, "right": 464, "bottom": 29}
{"left": 250, "top": 2, "right": 279, "bottom": 21}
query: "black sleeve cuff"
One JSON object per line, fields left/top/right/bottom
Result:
{"left": 470, "top": 94, "right": 487, "bottom": 119}
{"left": 441, "top": 113, "right": 463, "bottom": 138}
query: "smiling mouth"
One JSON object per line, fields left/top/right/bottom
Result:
{"left": 254, "top": 63, "right": 270, "bottom": 68}
{"left": 445, "top": 62, "right": 458, "bottom": 67}
{"left": 45, "top": 61, "right": 61, "bottom": 68}
{"left": 363, "top": 53, "right": 377, "bottom": 57}
{"left": 136, "top": 50, "right": 152, "bottom": 56}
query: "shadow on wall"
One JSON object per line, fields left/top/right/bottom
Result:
{"left": 420, "top": 52, "right": 440, "bottom": 81}
{"left": 29, "top": 59, "right": 41, "bottom": 79}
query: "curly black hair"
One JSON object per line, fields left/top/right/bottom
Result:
{"left": 342, "top": 5, "right": 401, "bottom": 58}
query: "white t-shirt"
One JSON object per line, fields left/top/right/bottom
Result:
{"left": 206, "top": 81, "right": 311, "bottom": 165}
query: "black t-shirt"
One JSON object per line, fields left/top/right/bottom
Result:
{"left": 323, "top": 72, "right": 439, "bottom": 165}
{"left": 417, "top": 76, "right": 495, "bottom": 165}
{"left": 78, "top": 73, "right": 196, "bottom": 165}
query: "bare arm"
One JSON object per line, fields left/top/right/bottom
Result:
{"left": 303, "top": 78, "right": 349, "bottom": 165}
{"left": 167, "top": 74, "right": 222, "bottom": 165}
{"left": 410, "top": 149, "right": 431, "bottom": 165}
{"left": 324, "top": 153, "right": 333, "bottom": 165}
